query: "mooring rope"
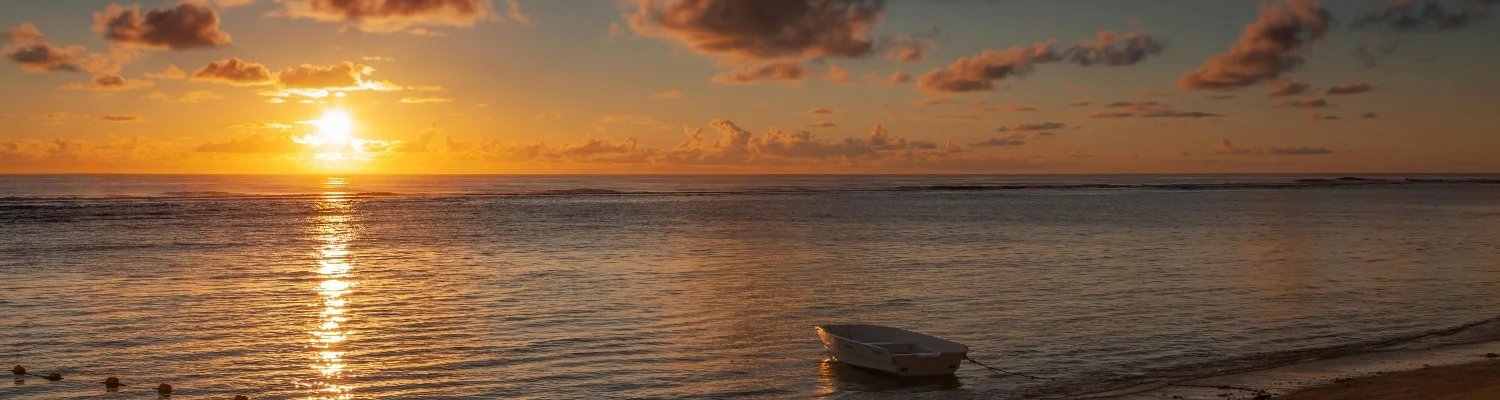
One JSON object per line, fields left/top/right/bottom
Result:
{"left": 963, "top": 356, "right": 1050, "bottom": 380}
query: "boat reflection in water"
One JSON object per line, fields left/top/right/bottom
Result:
{"left": 816, "top": 357, "right": 963, "bottom": 396}
{"left": 306, "top": 178, "right": 357, "bottom": 400}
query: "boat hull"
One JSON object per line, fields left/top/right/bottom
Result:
{"left": 816, "top": 325, "right": 967, "bottom": 377}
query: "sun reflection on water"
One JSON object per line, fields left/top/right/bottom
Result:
{"left": 306, "top": 177, "right": 356, "bottom": 399}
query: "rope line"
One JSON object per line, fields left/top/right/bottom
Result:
{"left": 963, "top": 356, "right": 1050, "bottom": 380}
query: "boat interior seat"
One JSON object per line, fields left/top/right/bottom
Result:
{"left": 865, "top": 341, "right": 924, "bottom": 354}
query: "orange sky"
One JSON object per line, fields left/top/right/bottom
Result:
{"left": 2, "top": 0, "right": 1498, "bottom": 174}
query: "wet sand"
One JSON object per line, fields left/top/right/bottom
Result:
{"left": 1281, "top": 359, "right": 1500, "bottom": 400}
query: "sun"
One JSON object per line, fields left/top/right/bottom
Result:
{"left": 317, "top": 110, "right": 355, "bottom": 146}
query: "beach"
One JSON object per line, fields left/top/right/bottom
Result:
{"left": 1282, "top": 359, "right": 1500, "bottom": 400}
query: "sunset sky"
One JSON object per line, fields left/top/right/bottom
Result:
{"left": 2, "top": 0, "right": 1497, "bottom": 174}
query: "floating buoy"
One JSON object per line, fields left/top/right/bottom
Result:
{"left": 45, "top": 372, "right": 62, "bottom": 381}
{"left": 103, "top": 377, "right": 123, "bottom": 389}
{"left": 157, "top": 383, "right": 173, "bottom": 395}
{"left": 10, "top": 365, "right": 22, "bottom": 375}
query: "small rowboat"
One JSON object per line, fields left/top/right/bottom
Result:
{"left": 815, "top": 324, "right": 969, "bottom": 377}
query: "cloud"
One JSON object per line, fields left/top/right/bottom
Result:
{"left": 712, "top": 60, "right": 818, "bottom": 85}
{"left": 807, "top": 121, "right": 837, "bottom": 128}
{"left": 146, "top": 90, "right": 223, "bottom": 103}
{"left": 1306, "top": 113, "right": 1341, "bottom": 120}
{"left": 916, "top": 42, "right": 1058, "bottom": 93}
{"left": 399, "top": 97, "right": 454, "bottom": 104}
{"left": 804, "top": 107, "right": 838, "bottom": 115}
{"left": 971, "top": 136, "right": 1026, "bottom": 147}
{"left": 145, "top": 64, "right": 186, "bottom": 79}
{"left": 1273, "top": 98, "right": 1329, "bottom": 108}
{"left": 905, "top": 112, "right": 982, "bottom": 120}
{"left": 907, "top": 97, "right": 953, "bottom": 107}
{"left": 229, "top": 122, "right": 294, "bottom": 130}
{"left": 191, "top": 58, "right": 275, "bottom": 86}
{"left": 624, "top": 0, "right": 885, "bottom": 62}
{"left": 537, "top": 111, "right": 562, "bottom": 119}
{"left": 1207, "top": 94, "right": 1238, "bottom": 99}
{"left": 997, "top": 122, "right": 1067, "bottom": 132}
{"left": 1067, "top": 30, "right": 1166, "bottom": 66}
{"left": 195, "top": 133, "right": 303, "bottom": 153}
{"left": 1177, "top": 0, "right": 1333, "bottom": 90}
{"left": 0, "top": 137, "right": 169, "bottom": 170}
{"left": 993, "top": 104, "right": 1038, "bottom": 112}
{"left": 2, "top": 112, "right": 144, "bottom": 122}
{"left": 1269, "top": 146, "right": 1334, "bottom": 155}
{"left": 278, "top": 62, "right": 369, "bottom": 89}
{"left": 1267, "top": 81, "right": 1311, "bottom": 96}
{"left": 916, "top": 30, "right": 1165, "bottom": 94}
{"left": 1066, "top": 100, "right": 1098, "bottom": 107}
{"left": 826, "top": 64, "right": 853, "bottom": 84}
{"left": 1086, "top": 102, "right": 1222, "bottom": 118}
{"left": 649, "top": 90, "right": 683, "bottom": 99}
{"left": 269, "top": 0, "right": 513, "bottom": 34}
{"left": 93, "top": 2, "right": 233, "bottom": 49}
{"left": 1214, "top": 139, "right": 1257, "bottom": 155}
{"left": 215, "top": 0, "right": 258, "bottom": 7}
{"left": 883, "top": 34, "right": 932, "bottom": 62}
{"left": 1362, "top": 112, "right": 1380, "bottom": 119}
{"left": 1352, "top": 0, "right": 1497, "bottom": 33}
{"left": 3, "top": 23, "right": 119, "bottom": 74}
{"left": 1326, "top": 82, "right": 1377, "bottom": 95}
{"left": 62, "top": 74, "right": 156, "bottom": 91}
{"left": 1214, "top": 138, "right": 1333, "bottom": 156}
{"left": 888, "top": 70, "right": 910, "bottom": 84}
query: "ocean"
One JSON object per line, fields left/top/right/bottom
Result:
{"left": 3, "top": 174, "right": 1500, "bottom": 399}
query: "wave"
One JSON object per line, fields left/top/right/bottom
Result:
{"left": 2, "top": 176, "right": 1498, "bottom": 202}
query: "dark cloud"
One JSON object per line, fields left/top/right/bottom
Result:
{"left": 712, "top": 60, "right": 817, "bottom": 85}
{"left": 1352, "top": 0, "right": 1497, "bottom": 33}
{"left": 807, "top": 121, "right": 837, "bottom": 128}
{"left": 1067, "top": 30, "right": 1165, "bottom": 66}
{"left": 3, "top": 23, "right": 115, "bottom": 73}
{"left": 191, "top": 57, "right": 275, "bottom": 86}
{"left": 1066, "top": 100, "right": 1098, "bottom": 107}
{"left": 1327, "top": 82, "right": 1377, "bottom": 95}
{"left": 271, "top": 0, "right": 513, "bottom": 34}
{"left": 1362, "top": 112, "right": 1380, "bottom": 119}
{"left": 93, "top": 3, "right": 232, "bottom": 50}
{"left": 626, "top": 0, "right": 885, "bottom": 61}
{"left": 986, "top": 103, "right": 1038, "bottom": 112}
{"left": 62, "top": 74, "right": 156, "bottom": 91}
{"left": 1267, "top": 81, "right": 1312, "bottom": 96}
{"left": 907, "top": 97, "right": 953, "bottom": 107}
{"left": 804, "top": 107, "right": 838, "bottom": 115}
{"left": 970, "top": 137, "right": 1026, "bottom": 147}
{"left": 1273, "top": 98, "right": 1329, "bottom": 108}
{"left": 2, "top": 112, "right": 144, "bottom": 122}
{"left": 1269, "top": 146, "right": 1333, "bottom": 155}
{"left": 1306, "top": 113, "right": 1341, "bottom": 120}
{"left": 1207, "top": 94, "right": 1238, "bottom": 99}
{"left": 997, "top": 122, "right": 1067, "bottom": 132}
{"left": 1087, "top": 102, "right": 1222, "bottom": 118}
{"left": 1177, "top": 0, "right": 1333, "bottom": 90}
{"left": 917, "top": 30, "right": 1165, "bottom": 93}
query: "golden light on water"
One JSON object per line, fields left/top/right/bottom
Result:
{"left": 305, "top": 177, "right": 356, "bottom": 399}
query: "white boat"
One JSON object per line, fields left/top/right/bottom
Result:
{"left": 815, "top": 324, "right": 970, "bottom": 377}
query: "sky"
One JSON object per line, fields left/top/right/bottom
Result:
{"left": 1, "top": 0, "right": 1498, "bottom": 174}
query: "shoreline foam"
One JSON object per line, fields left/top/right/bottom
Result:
{"left": 1113, "top": 341, "right": 1500, "bottom": 400}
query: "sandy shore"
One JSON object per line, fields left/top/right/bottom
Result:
{"left": 1280, "top": 359, "right": 1500, "bottom": 400}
